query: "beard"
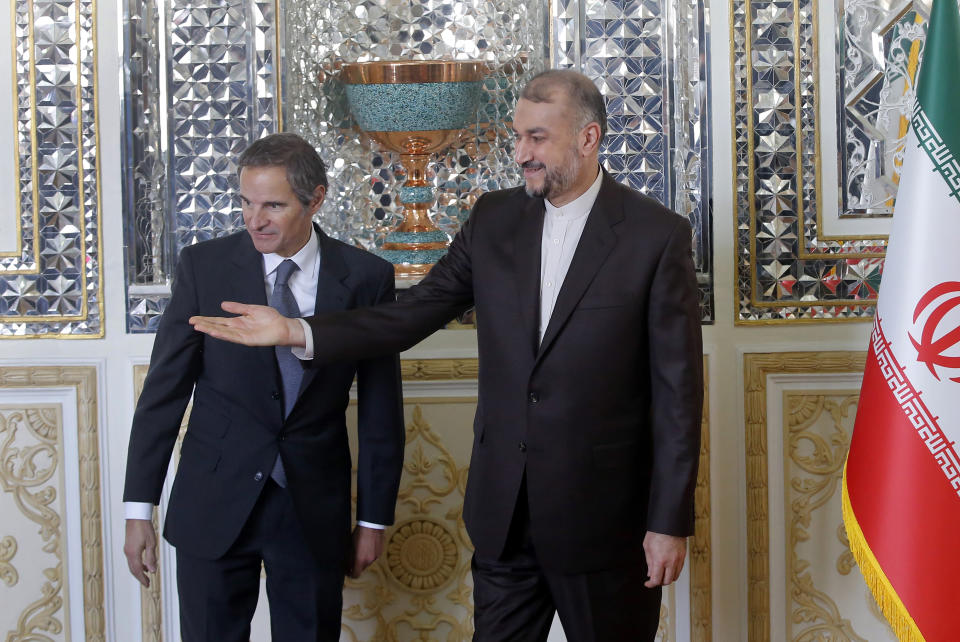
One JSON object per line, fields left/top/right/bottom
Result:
{"left": 522, "top": 148, "right": 582, "bottom": 201}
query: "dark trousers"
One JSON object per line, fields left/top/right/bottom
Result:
{"left": 472, "top": 479, "right": 662, "bottom": 642}
{"left": 176, "top": 479, "right": 345, "bottom": 642}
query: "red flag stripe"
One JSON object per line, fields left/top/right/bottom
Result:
{"left": 847, "top": 323, "right": 960, "bottom": 641}
{"left": 869, "top": 320, "right": 960, "bottom": 495}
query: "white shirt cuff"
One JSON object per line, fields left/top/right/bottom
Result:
{"left": 357, "top": 521, "right": 385, "bottom": 530}
{"left": 291, "top": 318, "right": 314, "bottom": 360}
{"left": 125, "top": 502, "right": 154, "bottom": 520}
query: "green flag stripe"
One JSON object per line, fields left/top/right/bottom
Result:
{"left": 912, "top": 104, "right": 960, "bottom": 206}
{"left": 917, "top": 0, "right": 960, "bottom": 160}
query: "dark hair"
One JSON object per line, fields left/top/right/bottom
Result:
{"left": 237, "top": 133, "right": 328, "bottom": 205}
{"left": 520, "top": 69, "right": 607, "bottom": 139}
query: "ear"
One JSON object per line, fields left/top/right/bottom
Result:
{"left": 579, "top": 121, "right": 602, "bottom": 156}
{"left": 309, "top": 184, "right": 326, "bottom": 214}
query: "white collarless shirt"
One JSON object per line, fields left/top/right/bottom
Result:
{"left": 539, "top": 168, "right": 604, "bottom": 343}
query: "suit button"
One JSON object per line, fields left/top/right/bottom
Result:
{"left": 271, "top": 391, "right": 281, "bottom": 400}
{"left": 528, "top": 391, "right": 539, "bottom": 403}
{"left": 279, "top": 434, "right": 286, "bottom": 441}
{"left": 518, "top": 441, "right": 527, "bottom": 452}
{"left": 254, "top": 472, "right": 263, "bottom": 482}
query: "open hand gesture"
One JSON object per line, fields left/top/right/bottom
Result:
{"left": 189, "top": 301, "right": 306, "bottom": 347}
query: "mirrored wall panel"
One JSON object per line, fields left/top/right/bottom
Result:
{"left": 121, "top": 0, "right": 714, "bottom": 330}
{"left": 733, "top": 0, "right": 932, "bottom": 322}
{"left": 0, "top": 0, "right": 103, "bottom": 338}
{"left": 121, "top": 0, "right": 282, "bottom": 331}
{"left": 552, "top": 0, "right": 713, "bottom": 320}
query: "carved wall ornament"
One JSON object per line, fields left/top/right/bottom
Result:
{"left": 836, "top": 524, "right": 856, "bottom": 576}
{"left": 658, "top": 602, "right": 670, "bottom": 640}
{"left": 0, "top": 535, "right": 19, "bottom": 587}
{"left": 139, "top": 507, "right": 164, "bottom": 642}
{"left": 386, "top": 519, "right": 460, "bottom": 593}
{"left": 691, "top": 356, "right": 712, "bottom": 642}
{"left": 343, "top": 401, "right": 475, "bottom": 641}
{"left": 786, "top": 392, "right": 868, "bottom": 641}
{"left": 0, "top": 405, "right": 66, "bottom": 640}
{"left": 743, "top": 352, "right": 866, "bottom": 641}
{"left": 400, "top": 359, "right": 480, "bottom": 381}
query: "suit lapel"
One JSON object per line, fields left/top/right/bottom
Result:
{"left": 513, "top": 196, "right": 546, "bottom": 357}
{"left": 536, "top": 173, "right": 622, "bottom": 362}
{"left": 296, "top": 225, "right": 351, "bottom": 395}
{"left": 230, "top": 233, "right": 283, "bottom": 384}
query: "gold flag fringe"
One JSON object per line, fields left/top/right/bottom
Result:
{"left": 841, "top": 463, "right": 925, "bottom": 641}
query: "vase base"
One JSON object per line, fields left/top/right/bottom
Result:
{"left": 374, "top": 256, "right": 441, "bottom": 279}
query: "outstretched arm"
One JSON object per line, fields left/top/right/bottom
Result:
{"left": 190, "top": 301, "right": 305, "bottom": 347}
{"left": 192, "top": 193, "right": 486, "bottom": 356}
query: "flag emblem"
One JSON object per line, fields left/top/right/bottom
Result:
{"left": 908, "top": 281, "right": 960, "bottom": 382}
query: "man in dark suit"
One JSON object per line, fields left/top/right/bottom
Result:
{"left": 191, "top": 71, "right": 703, "bottom": 641}
{"left": 122, "top": 133, "right": 405, "bottom": 642}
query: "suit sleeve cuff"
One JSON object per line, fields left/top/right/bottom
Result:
{"left": 125, "top": 502, "right": 155, "bottom": 520}
{"left": 356, "top": 521, "right": 385, "bottom": 530}
{"left": 291, "top": 319, "right": 314, "bottom": 360}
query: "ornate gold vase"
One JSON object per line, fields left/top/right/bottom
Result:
{"left": 340, "top": 60, "right": 486, "bottom": 278}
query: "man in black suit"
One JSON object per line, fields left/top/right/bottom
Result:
{"left": 191, "top": 71, "right": 703, "bottom": 641}
{"left": 122, "top": 133, "right": 405, "bottom": 642}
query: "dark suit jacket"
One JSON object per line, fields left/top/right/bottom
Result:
{"left": 123, "top": 224, "right": 405, "bottom": 569}
{"left": 301, "top": 173, "right": 702, "bottom": 573}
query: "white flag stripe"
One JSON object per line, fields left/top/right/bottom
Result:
{"left": 879, "top": 119, "right": 960, "bottom": 448}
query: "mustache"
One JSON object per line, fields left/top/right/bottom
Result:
{"left": 521, "top": 161, "right": 545, "bottom": 170}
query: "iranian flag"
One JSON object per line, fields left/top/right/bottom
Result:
{"left": 842, "top": 0, "right": 960, "bottom": 639}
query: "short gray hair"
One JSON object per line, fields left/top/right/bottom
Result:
{"left": 520, "top": 70, "right": 607, "bottom": 139}
{"left": 238, "top": 133, "right": 328, "bottom": 205}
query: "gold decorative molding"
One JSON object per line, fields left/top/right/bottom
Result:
{"left": 658, "top": 602, "right": 671, "bottom": 640}
{"left": 0, "top": 535, "right": 17, "bottom": 586}
{"left": 785, "top": 392, "right": 866, "bottom": 641}
{"left": 133, "top": 364, "right": 165, "bottom": 642}
{"left": 138, "top": 506, "right": 164, "bottom": 642}
{"left": 691, "top": 356, "right": 712, "bottom": 641}
{"left": 0, "top": 366, "right": 104, "bottom": 640}
{"left": 133, "top": 365, "right": 149, "bottom": 393}
{"left": 400, "top": 358, "right": 479, "bottom": 381}
{"left": 743, "top": 352, "right": 865, "bottom": 642}
{"left": 133, "top": 365, "right": 187, "bottom": 460}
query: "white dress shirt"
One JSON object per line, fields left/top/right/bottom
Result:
{"left": 126, "top": 228, "right": 383, "bottom": 529}
{"left": 539, "top": 168, "right": 603, "bottom": 343}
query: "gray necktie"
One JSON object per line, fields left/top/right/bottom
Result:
{"left": 268, "top": 259, "right": 302, "bottom": 487}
